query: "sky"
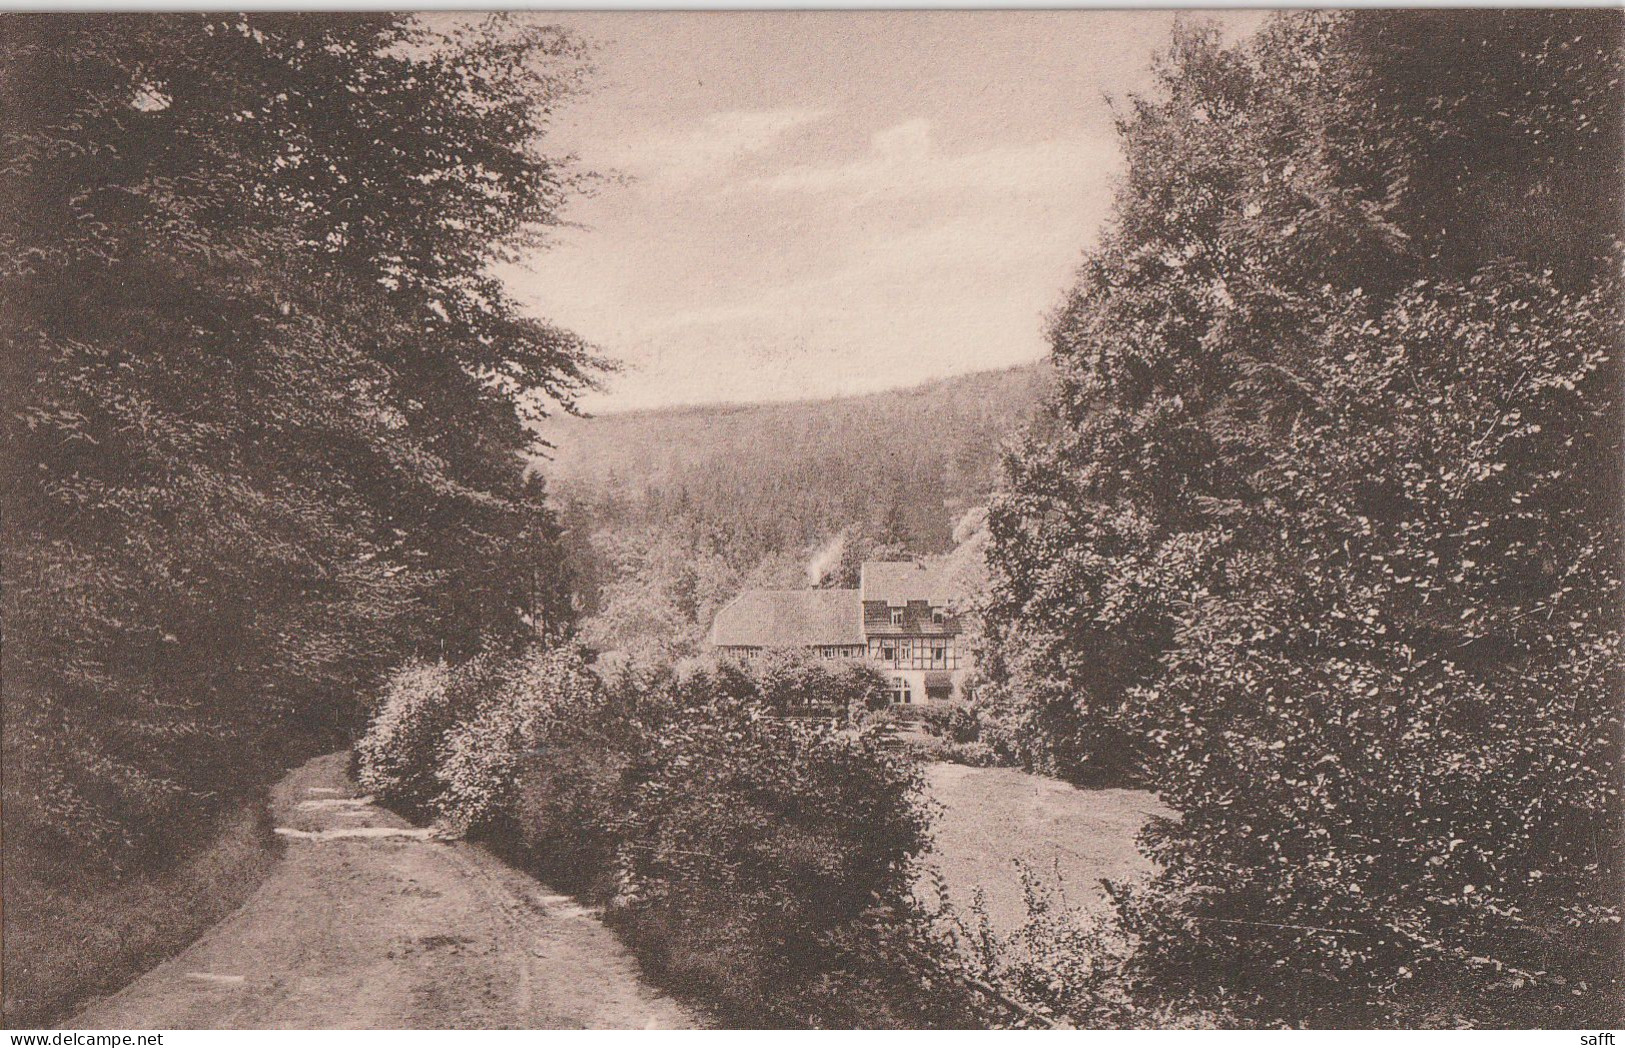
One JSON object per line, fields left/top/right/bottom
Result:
{"left": 496, "top": 12, "right": 1263, "bottom": 414}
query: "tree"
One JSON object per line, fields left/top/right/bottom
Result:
{"left": 2, "top": 14, "right": 597, "bottom": 863}
{"left": 813, "top": 522, "right": 915, "bottom": 590}
{"left": 984, "top": 11, "right": 1621, "bottom": 1024}
{"left": 580, "top": 525, "right": 742, "bottom": 662}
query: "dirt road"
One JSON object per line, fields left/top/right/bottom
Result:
{"left": 74, "top": 753, "right": 699, "bottom": 1029}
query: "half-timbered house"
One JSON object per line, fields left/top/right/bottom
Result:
{"left": 708, "top": 561, "right": 968, "bottom": 704}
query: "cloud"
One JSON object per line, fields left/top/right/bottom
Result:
{"left": 747, "top": 118, "right": 1117, "bottom": 203}
{"left": 871, "top": 118, "right": 933, "bottom": 160}
{"left": 498, "top": 11, "right": 1281, "bottom": 413}
{"left": 508, "top": 115, "right": 1121, "bottom": 413}
{"left": 634, "top": 213, "right": 1044, "bottom": 342}
{"left": 641, "top": 299, "right": 783, "bottom": 334}
{"left": 605, "top": 107, "right": 830, "bottom": 190}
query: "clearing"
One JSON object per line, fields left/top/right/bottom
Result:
{"left": 918, "top": 762, "right": 1171, "bottom": 934}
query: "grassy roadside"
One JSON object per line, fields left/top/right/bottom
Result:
{"left": 2, "top": 797, "right": 282, "bottom": 1027}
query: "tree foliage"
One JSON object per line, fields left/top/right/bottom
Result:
{"left": 984, "top": 11, "right": 1622, "bottom": 1024}
{"left": 577, "top": 524, "right": 750, "bottom": 662}
{"left": 2, "top": 14, "right": 595, "bottom": 863}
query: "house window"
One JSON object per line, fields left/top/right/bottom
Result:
{"left": 932, "top": 606, "right": 946, "bottom": 624}
{"left": 890, "top": 606, "right": 905, "bottom": 626}
{"left": 931, "top": 640, "right": 948, "bottom": 667}
{"left": 880, "top": 641, "right": 896, "bottom": 664}
{"left": 888, "top": 676, "right": 912, "bottom": 705}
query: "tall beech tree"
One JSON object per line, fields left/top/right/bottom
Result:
{"left": 2, "top": 14, "right": 597, "bottom": 863}
{"left": 983, "top": 12, "right": 1621, "bottom": 1024}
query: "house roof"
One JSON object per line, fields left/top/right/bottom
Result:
{"left": 709, "top": 588, "right": 864, "bottom": 648}
{"left": 860, "top": 560, "right": 948, "bottom": 606}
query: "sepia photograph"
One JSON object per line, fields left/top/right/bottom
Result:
{"left": 1, "top": 6, "right": 1621, "bottom": 1033}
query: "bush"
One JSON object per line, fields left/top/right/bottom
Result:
{"left": 354, "top": 659, "right": 461, "bottom": 817}
{"left": 607, "top": 691, "right": 935, "bottom": 1025}
{"left": 512, "top": 725, "right": 632, "bottom": 898}
{"left": 565, "top": 661, "right": 984, "bottom": 1026}
{"left": 356, "top": 646, "right": 993, "bottom": 1027}
{"left": 749, "top": 648, "right": 892, "bottom": 715}
{"left": 936, "top": 865, "right": 1230, "bottom": 1029}
{"left": 922, "top": 704, "right": 981, "bottom": 744}
{"left": 937, "top": 741, "right": 1000, "bottom": 768}
{"left": 433, "top": 646, "right": 603, "bottom": 835}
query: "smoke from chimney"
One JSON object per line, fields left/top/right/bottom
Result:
{"left": 806, "top": 530, "right": 847, "bottom": 587}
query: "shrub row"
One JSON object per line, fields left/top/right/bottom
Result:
{"left": 356, "top": 646, "right": 1000, "bottom": 1028}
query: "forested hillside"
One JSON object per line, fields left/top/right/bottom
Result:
{"left": 529, "top": 363, "right": 1048, "bottom": 657}
{"left": 536, "top": 361, "right": 1051, "bottom": 556}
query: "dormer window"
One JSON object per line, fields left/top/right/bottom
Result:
{"left": 890, "top": 606, "right": 905, "bottom": 626}
{"left": 931, "top": 606, "right": 946, "bottom": 624}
